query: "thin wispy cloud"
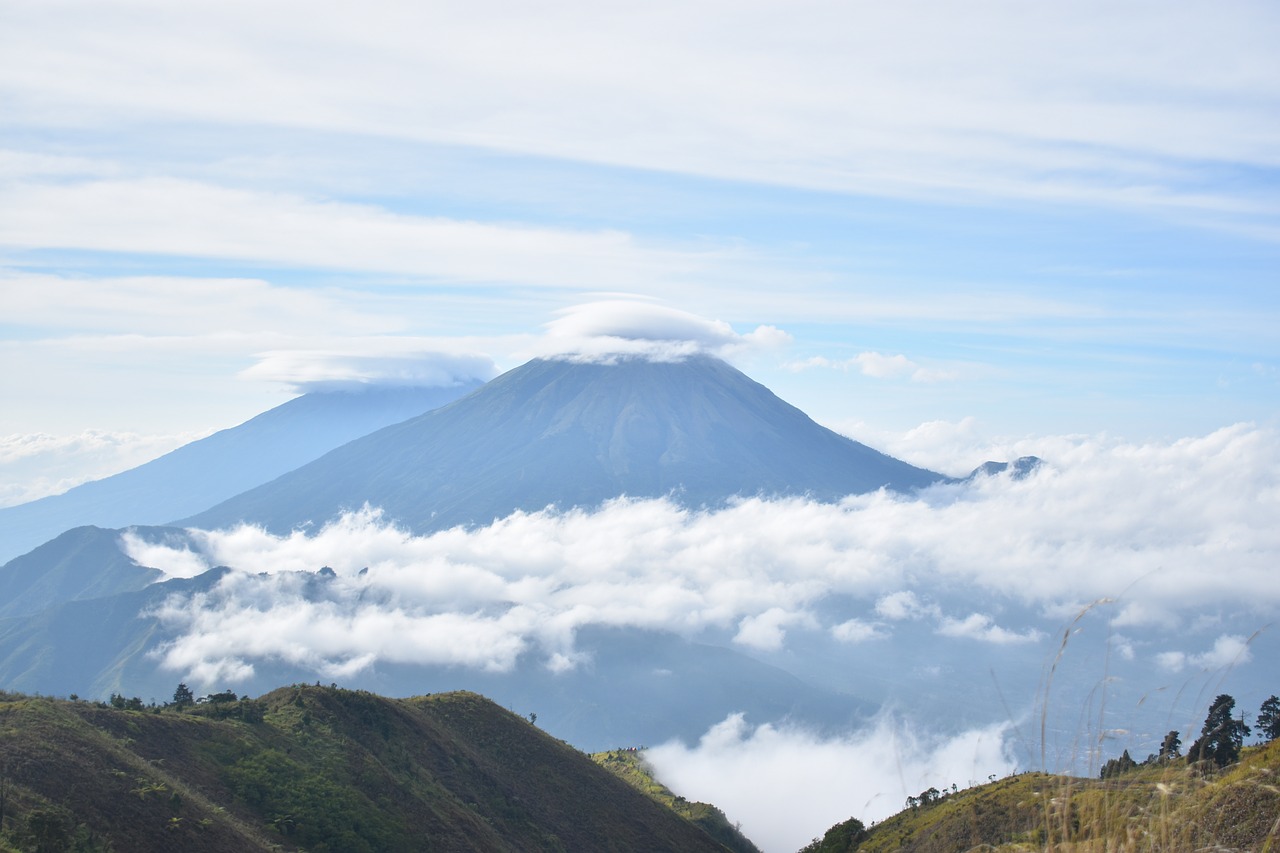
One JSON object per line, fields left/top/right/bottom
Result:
{"left": 3, "top": 2, "right": 1276, "bottom": 226}
{"left": 0, "top": 178, "right": 735, "bottom": 288}
{"left": 0, "top": 429, "right": 208, "bottom": 507}
{"left": 240, "top": 349, "right": 497, "bottom": 393}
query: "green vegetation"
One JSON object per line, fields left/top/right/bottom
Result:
{"left": 797, "top": 816, "right": 866, "bottom": 852}
{"left": 0, "top": 685, "right": 738, "bottom": 852}
{"left": 590, "top": 748, "right": 761, "bottom": 853}
{"left": 798, "top": 693, "right": 1280, "bottom": 853}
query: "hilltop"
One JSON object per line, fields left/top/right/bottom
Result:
{"left": 799, "top": 740, "right": 1280, "bottom": 852}
{"left": 0, "top": 684, "right": 742, "bottom": 852}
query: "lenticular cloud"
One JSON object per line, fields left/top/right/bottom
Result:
{"left": 128, "top": 423, "right": 1280, "bottom": 685}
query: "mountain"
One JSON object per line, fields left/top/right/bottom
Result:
{"left": 0, "top": 685, "right": 748, "bottom": 852}
{"left": 0, "top": 525, "right": 161, "bottom": 620}
{"left": 181, "top": 356, "right": 943, "bottom": 534}
{"left": 965, "top": 456, "right": 1042, "bottom": 481}
{"left": 0, "top": 383, "right": 482, "bottom": 564}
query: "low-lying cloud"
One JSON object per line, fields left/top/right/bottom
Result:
{"left": 126, "top": 423, "right": 1279, "bottom": 689}
{"left": 646, "top": 714, "right": 1015, "bottom": 853}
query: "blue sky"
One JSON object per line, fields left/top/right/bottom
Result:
{"left": 2, "top": 0, "right": 1279, "bottom": 499}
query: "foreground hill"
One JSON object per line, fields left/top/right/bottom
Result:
{"left": 0, "top": 383, "right": 481, "bottom": 564}
{"left": 181, "top": 356, "right": 942, "bottom": 534}
{"left": 800, "top": 740, "right": 1280, "bottom": 852}
{"left": 0, "top": 685, "right": 741, "bottom": 852}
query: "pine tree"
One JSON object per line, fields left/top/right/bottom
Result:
{"left": 1101, "top": 749, "right": 1137, "bottom": 778}
{"left": 1157, "top": 730, "right": 1181, "bottom": 762}
{"left": 1187, "top": 694, "right": 1251, "bottom": 767}
{"left": 1258, "top": 695, "right": 1280, "bottom": 742}
{"left": 172, "top": 682, "right": 195, "bottom": 709}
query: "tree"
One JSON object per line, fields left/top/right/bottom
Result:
{"left": 1258, "top": 695, "right": 1280, "bottom": 743}
{"left": 798, "top": 816, "right": 867, "bottom": 853}
{"left": 1101, "top": 749, "right": 1137, "bottom": 779}
{"left": 1187, "top": 694, "right": 1251, "bottom": 767}
{"left": 173, "top": 682, "right": 194, "bottom": 709}
{"left": 1157, "top": 730, "right": 1181, "bottom": 762}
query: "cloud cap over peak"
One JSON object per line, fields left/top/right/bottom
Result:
{"left": 534, "top": 300, "right": 790, "bottom": 363}
{"left": 241, "top": 348, "right": 497, "bottom": 393}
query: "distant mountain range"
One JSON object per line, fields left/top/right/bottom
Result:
{"left": 0, "top": 383, "right": 481, "bottom": 563}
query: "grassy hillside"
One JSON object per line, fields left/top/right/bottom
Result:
{"left": 800, "top": 740, "right": 1280, "bottom": 852}
{"left": 591, "top": 748, "right": 761, "bottom": 853}
{"left": 0, "top": 685, "right": 741, "bottom": 852}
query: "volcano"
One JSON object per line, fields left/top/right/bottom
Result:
{"left": 0, "top": 383, "right": 481, "bottom": 563}
{"left": 180, "top": 355, "right": 942, "bottom": 534}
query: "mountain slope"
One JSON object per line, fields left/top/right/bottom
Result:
{"left": 182, "top": 356, "right": 941, "bottom": 534}
{"left": 0, "top": 525, "right": 162, "bottom": 620}
{"left": 801, "top": 740, "right": 1280, "bottom": 852}
{"left": 0, "top": 383, "right": 482, "bottom": 563}
{"left": 0, "top": 685, "right": 742, "bottom": 853}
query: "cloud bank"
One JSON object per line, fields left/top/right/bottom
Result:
{"left": 126, "top": 423, "right": 1279, "bottom": 686}
{"left": 533, "top": 300, "right": 791, "bottom": 363}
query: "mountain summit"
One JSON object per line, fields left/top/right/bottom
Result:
{"left": 181, "top": 355, "right": 942, "bottom": 534}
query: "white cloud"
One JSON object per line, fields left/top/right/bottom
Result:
{"left": 831, "top": 618, "right": 885, "bottom": 644}
{"left": 533, "top": 300, "right": 792, "bottom": 363}
{"left": 0, "top": 429, "right": 209, "bottom": 506}
{"left": 875, "top": 591, "right": 939, "bottom": 622}
{"left": 786, "top": 351, "right": 957, "bottom": 383}
{"left": 646, "top": 713, "right": 1015, "bottom": 853}
{"left": 936, "top": 613, "right": 1043, "bottom": 645}
{"left": 124, "top": 424, "right": 1280, "bottom": 686}
{"left": 239, "top": 349, "right": 497, "bottom": 392}
{"left": 1157, "top": 633, "right": 1255, "bottom": 673}
{"left": 120, "top": 531, "right": 209, "bottom": 581}
{"left": 734, "top": 607, "right": 816, "bottom": 651}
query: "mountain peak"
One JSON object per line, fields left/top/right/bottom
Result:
{"left": 180, "top": 356, "right": 942, "bottom": 535}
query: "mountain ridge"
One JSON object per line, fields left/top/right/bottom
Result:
{"left": 0, "top": 684, "right": 747, "bottom": 852}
